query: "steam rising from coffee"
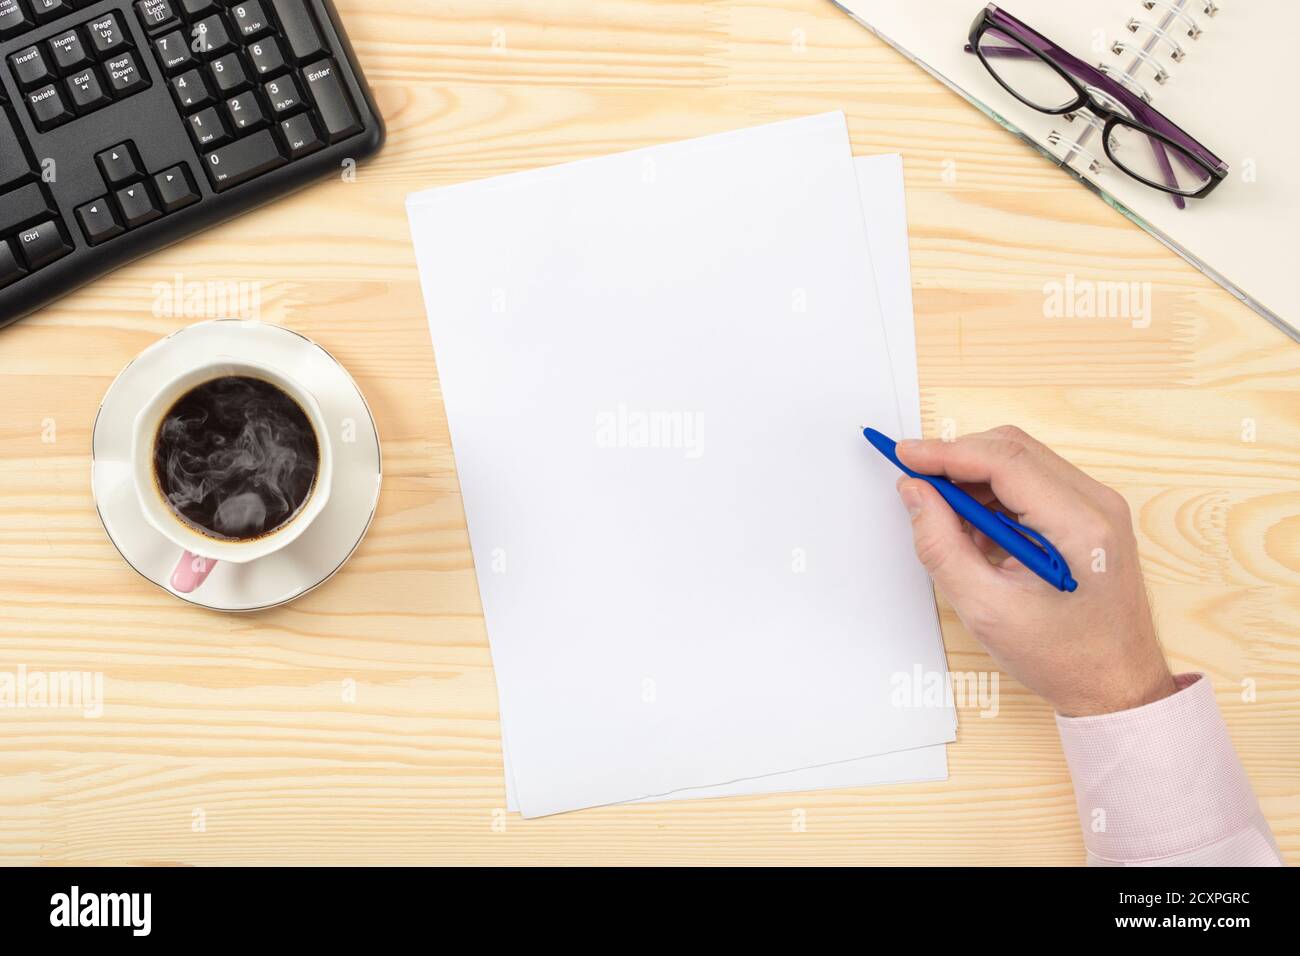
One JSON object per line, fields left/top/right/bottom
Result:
{"left": 153, "top": 376, "right": 320, "bottom": 541}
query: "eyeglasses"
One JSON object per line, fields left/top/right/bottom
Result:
{"left": 965, "top": 4, "right": 1228, "bottom": 207}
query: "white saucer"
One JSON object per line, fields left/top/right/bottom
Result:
{"left": 91, "top": 320, "right": 382, "bottom": 612}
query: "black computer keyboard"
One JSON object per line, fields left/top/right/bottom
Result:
{"left": 0, "top": 0, "right": 383, "bottom": 326}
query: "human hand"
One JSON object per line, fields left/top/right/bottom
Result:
{"left": 894, "top": 426, "right": 1176, "bottom": 717}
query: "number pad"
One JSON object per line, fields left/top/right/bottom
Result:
{"left": 225, "top": 90, "right": 264, "bottom": 132}
{"left": 231, "top": 2, "right": 272, "bottom": 41}
{"left": 134, "top": 1, "right": 178, "bottom": 35}
{"left": 178, "top": 0, "right": 216, "bottom": 17}
{"left": 153, "top": 30, "right": 194, "bottom": 74}
{"left": 246, "top": 37, "right": 283, "bottom": 76}
{"left": 263, "top": 74, "right": 302, "bottom": 116}
{"left": 134, "top": 0, "right": 366, "bottom": 193}
{"left": 208, "top": 51, "right": 248, "bottom": 95}
{"left": 170, "top": 68, "right": 211, "bottom": 110}
{"left": 187, "top": 106, "right": 227, "bottom": 148}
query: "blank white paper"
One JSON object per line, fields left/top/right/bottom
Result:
{"left": 501, "top": 153, "right": 947, "bottom": 811}
{"left": 858, "top": 153, "right": 922, "bottom": 441}
{"left": 408, "top": 115, "right": 955, "bottom": 817}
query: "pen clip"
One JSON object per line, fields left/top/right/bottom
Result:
{"left": 994, "top": 511, "right": 1067, "bottom": 571}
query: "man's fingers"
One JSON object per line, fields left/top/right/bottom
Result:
{"left": 967, "top": 524, "right": 1004, "bottom": 557}
{"left": 897, "top": 478, "right": 1001, "bottom": 608}
{"left": 895, "top": 427, "right": 1090, "bottom": 531}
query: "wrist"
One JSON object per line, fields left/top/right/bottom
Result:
{"left": 1059, "top": 653, "right": 1177, "bottom": 718}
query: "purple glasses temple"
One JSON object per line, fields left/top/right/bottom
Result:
{"left": 965, "top": 4, "right": 1228, "bottom": 208}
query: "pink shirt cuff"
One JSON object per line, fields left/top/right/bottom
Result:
{"left": 1056, "top": 673, "right": 1282, "bottom": 866}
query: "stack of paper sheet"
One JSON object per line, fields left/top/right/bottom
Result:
{"left": 407, "top": 113, "right": 954, "bottom": 818}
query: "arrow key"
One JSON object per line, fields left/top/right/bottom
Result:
{"left": 154, "top": 165, "right": 199, "bottom": 213}
{"left": 115, "top": 181, "right": 161, "bottom": 229}
{"left": 96, "top": 143, "right": 142, "bottom": 186}
{"left": 76, "top": 197, "right": 124, "bottom": 245}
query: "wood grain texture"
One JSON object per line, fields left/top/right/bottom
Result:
{"left": 0, "top": 0, "right": 1296, "bottom": 866}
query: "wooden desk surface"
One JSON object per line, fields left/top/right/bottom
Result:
{"left": 1, "top": 0, "right": 1296, "bottom": 866}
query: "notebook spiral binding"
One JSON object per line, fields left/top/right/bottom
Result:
{"left": 1050, "top": 0, "right": 1219, "bottom": 172}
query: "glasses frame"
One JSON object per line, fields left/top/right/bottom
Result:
{"left": 967, "top": 4, "right": 1228, "bottom": 203}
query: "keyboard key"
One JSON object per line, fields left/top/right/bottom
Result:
{"left": 204, "top": 128, "right": 284, "bottom": 191}
{"left": 171, "top": 68, "right": 211, "bottom": 110}
{"left": 48, "top": 29, "right": 91, "bottom": 72}
{"left": 0, "top": 0, "right": 33, "bottom": 41}
{"left": 190, "top": 14, "right": 233, "bottom": 57}
{"left": 28, "top": 0, "right": 67, "bottom": 25}
{"left": 9, "top": 45, "right": 53, "bottom": 89}
{"left": 278, "top": 112, "right": 321, "bottom": 159}
{"left": 153, "top": 165, "right": 199, "bottom": 212}
{"left": 232, "top": 1, "right": 271, "bottom": 40}
{"left": 209, "top": 51, "right": 248, "bottom": 95}
{"left": 0, "top": 182, "right": 55, "bottom": 234}
{"left": 226, "top": 90, "right": 264, "bottom": 131}
{"left": 115, "top": 182, "right": 161, "bottom": 228}
{"left": 96, "top": 143, "right": 142, "bottom": 186}
{"left": 15, "top": 219, "right": 70, "bottom": 270}
{"left": 104, "top": 52, "right": 148, "bottom": 97}
{"left": 264, "top": 74, "right": 303, "bottom": 115}
{"left": 66, "top": 66, "right": 111, "bottom": 113}
{"left": 271, "top": 0, "right": 325, "bottom": 62}
{"left": 246, "top": 37, "right": 284, "bottom": 77}
{"left": 26, "top": 84, "right": 72, "bottom": 130}
{"left": 302, "top": 60, "right": 360, "bottom": 142}
{"left": 134, "top": 0, "right": 178, "bottom": 34}
{"left": 75, "top": 197, "right": 124, "bottom": 245}
{"left": 0, "top": 107, "right": 35, "bottom": 191}
{"left": 153, "top": 30, "right": 194, "bottom": 74}
{"left": 87, "top": 14, "right": 130, "bottom": 57}
{"left": 179, "top": 0, "right": 215, "bottom": 17}
{"left": 0, "top": 239, "right": 24, "bottom": 290}
{"left": 187, "top": 106, "right": 227, "bottom": 147}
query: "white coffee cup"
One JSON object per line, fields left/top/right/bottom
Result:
{"left": 131, "top": 357, "right": 334, "bottom": 594}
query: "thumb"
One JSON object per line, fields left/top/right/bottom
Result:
{"left": 897, "top": 478, "right": 999, "bottom": 606}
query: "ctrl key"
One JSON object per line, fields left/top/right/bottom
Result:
{"left": 16, "top": 220, "right": 71, "bottom": 271}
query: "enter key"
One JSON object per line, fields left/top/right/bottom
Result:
{"left": 301, "top": 59, "right": 360, "bottom": 143}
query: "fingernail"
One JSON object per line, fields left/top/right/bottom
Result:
{"left": 898, "top": 482, "right": 923, "bottom": 517}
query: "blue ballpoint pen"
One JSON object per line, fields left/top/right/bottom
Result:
{"left": 863, "top": 428, "right": 1078, "bottom": 593}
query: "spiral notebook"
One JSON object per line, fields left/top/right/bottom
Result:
{"left": 831, "top": 0, "right": 1299, "bottom": 340}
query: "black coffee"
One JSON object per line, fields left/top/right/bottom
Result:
{"left": 153, "top": 376, "right": 320, "bottom": 542}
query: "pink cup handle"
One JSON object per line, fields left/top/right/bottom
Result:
{"left": 171, "top": 551, "right": 217, "bottom": 593}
